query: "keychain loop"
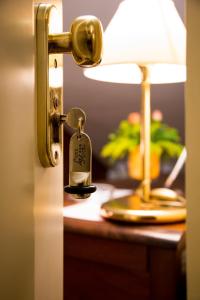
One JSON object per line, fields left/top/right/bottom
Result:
{"left": 77, "top": 117, "right": 84, "bottom": 138}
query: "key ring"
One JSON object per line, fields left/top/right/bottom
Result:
{"left": 77, "top": 117, "right": 84, "bottom": 139}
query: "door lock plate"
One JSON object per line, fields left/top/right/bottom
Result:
{"left": 35, "top": 4, "right": 103, "bottom": 168}
{"left": 36, "top": 4, "right": 63, "bottom": 167}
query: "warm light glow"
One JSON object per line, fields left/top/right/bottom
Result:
{"left": 49, "top": 66, "right": 63, "bottom": 88}
{"left": 84, "top": 0, "right": 186, "bottom": 84}
{"left": 126, "top": 208, "right": 185, "bottom": 217}
{"left": 85, "top": 64, "right": 186, "bottom": 84}
{"left": 49, "top": 6, "right": 62, "bottom": 34}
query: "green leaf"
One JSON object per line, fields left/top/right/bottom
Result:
{"left": 156, "top": 140, "right": 183, "bottom": 157}
{"left": 100, "top": 118, "right": 183, "bottom": 161}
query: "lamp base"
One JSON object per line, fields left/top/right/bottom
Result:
{"left": 101, "top": 192, "right": 186, "bottom": 224}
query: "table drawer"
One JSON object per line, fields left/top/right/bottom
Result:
{"left": 64, "top": 256, "right": 150, "bottom": 300}
{"left": 64, "top": 232, "right": 148, "bottom": 273}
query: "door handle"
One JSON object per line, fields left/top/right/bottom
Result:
{"left": 35, "top": 4, "right": 103, "bottom": 167}
{"left": 35, "top": 4, "right": 103, "bottom": 198}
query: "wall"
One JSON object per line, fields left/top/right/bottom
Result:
{"left": 186, "top": 1, "right": 200, "bottom": 299}
{"left": 63, "top": 0, "right": 185, "bottom": 159}
{"left": 0, "top": 0, "right": 63, "bottom": 299}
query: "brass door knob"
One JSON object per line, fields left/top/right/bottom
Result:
{"left": 48, "top": 16, "right": 103, "bottom": 67}
{"left": 36, "top": 4, "right": 103, "bottom": 168}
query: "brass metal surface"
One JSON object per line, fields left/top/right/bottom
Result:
{"left": 36, "top": 4, "right": 103, "bottom": 167}
{"left": 140, "top": 66, "right": 151, "bottom": 201}
{"left": 49, "top": 16, "right": 103, "bottom": 67}
{"left": 48, "top": 32, "right": 72, "bottom": 54}
{"left": 66, "top": 107, "right": 86, "bottom": 130}
{"left": 101, "top": 66, "right": 186, "bottom": 224}
{"left": 101, "top": 194, "right": 186, "bottom": 224}
{"left": 36, "top": 4, "right": 63, "bottom": 167}
{"left": 150, "top": 188, "right": 186, "bottom": 203}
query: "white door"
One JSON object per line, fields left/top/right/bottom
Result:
{"left": 0, "top": 0, "right": 63, "bottom": 299}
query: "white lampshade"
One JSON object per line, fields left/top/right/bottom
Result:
{"left": 84, "top": 0, "right": 186, "bottom": 84}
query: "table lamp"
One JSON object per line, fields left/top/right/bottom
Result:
{"left": 84, "top": 0, "right": 186, "bottom": 223}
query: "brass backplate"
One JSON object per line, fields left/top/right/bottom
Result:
{"left": 36, "top": 4, "right": 63, "bottom": 167}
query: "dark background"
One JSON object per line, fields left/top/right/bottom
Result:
{"left": 63, "top": 0, "right": 185, "bottom": 167}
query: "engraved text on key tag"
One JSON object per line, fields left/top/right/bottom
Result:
{"left": 69, "top": 132, "right": 92, "bottom": 198}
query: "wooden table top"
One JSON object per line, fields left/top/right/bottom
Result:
{"left": 64, "top": 189, "right": 186, "bottom": 249}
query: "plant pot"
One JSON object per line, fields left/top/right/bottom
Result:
{"left": 128, "top": 146, "right": 160, "bottom": 180}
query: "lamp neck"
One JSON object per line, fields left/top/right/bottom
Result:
{"left": 139, "top": 65, "right": 151, "bottom": 201}
{"left": 139, "top": 65, "right": 150, "bottom": 84}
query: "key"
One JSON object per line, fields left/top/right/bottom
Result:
{"left": 65, "top": 107, "right": 86, "bottom": 130}
{"left": 64, "top": 107, "right": 96, "bottom": 199}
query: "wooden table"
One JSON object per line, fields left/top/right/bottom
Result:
{"left": 64, "top": 192, "right": 186, "bottom": 300}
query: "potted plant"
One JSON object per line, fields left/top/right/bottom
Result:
{"left": 101, "top": 110, "right": 183, "bottom": 180}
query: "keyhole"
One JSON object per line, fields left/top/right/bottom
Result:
{"left": 55, "top": 151, "right": 59, "bottom": 160}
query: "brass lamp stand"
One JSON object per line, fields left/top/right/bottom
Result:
{"left": 101, "top": 66, "right": 186, "bottom": 224}
{"left": 140, "top": 66, "right": 151, "bottom": 202}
